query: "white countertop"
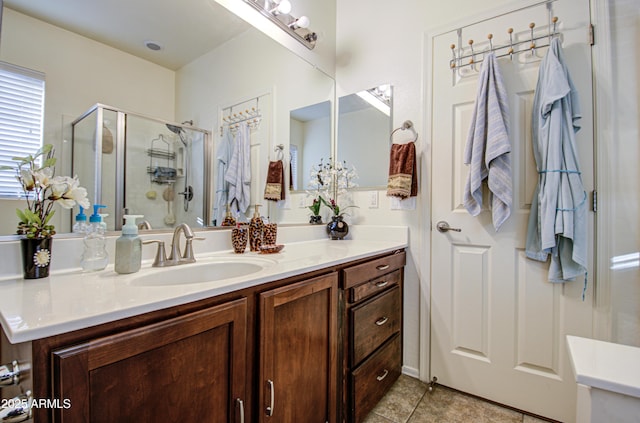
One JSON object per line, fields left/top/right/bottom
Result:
{"left": 566, "top": 335, "right": 640, "bottom": 399}
{"left": 0, "top": 226, "right": 408, "bottom": 344}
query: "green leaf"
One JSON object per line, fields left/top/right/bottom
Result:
{"left": 42, "top": 158, "right": 57, "bottom": 168}
{"left": 23, "top": 209, "right": 41, "bottom": 225}
{"left": 43, "top": 210, "right": 55, "bottom": 225}
{"left": 15, "top": 209, "right": 27, "bottom": 223}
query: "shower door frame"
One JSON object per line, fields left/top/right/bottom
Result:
{"left": 71, "top": 103, "right": 211, "bottom": 231}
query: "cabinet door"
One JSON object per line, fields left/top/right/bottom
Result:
{"left": 52, "top": 298, "right": 248, "bottom": 423}
{"left": 259, "top": 273, "right": 338, "bottom": 423}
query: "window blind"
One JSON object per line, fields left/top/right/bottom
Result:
{"left": 0, "top": 61, "right": 46, "bottom": 198}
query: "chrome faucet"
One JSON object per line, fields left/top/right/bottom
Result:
{"left": 143, "top": 223, "right": 202, "bottom": 267}
{"left": 168, "top": 223, "right": 196, "bottom": 264}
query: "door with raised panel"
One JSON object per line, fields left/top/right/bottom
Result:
{"left": 430, "top": 1, "right": 594, "bottom": 421}
{"left": 259, "top": 273, "right": 338, "bottom": 423}
{"left": 51, "top": 298, "right": 248, "bottom": 423}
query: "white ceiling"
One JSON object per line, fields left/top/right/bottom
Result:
{"left": 4, "top": 0, "right": 251, "bottom": 70}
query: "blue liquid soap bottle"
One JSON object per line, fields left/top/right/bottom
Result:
{"left": 115, "top": 214, "right": 144, "bottom": 274}
{"left": 81, "top": 204, "right": 109, "bottom": 272}
{"left": 72, "top": 206, "right": 88, "bottom": 234}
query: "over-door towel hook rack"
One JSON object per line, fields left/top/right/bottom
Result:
{"left": 449, "top": 16, "right": 560, "bottom": 70}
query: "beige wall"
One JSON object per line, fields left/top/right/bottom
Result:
{"left": 0, "top": 8, "right": 175, "bottom": 235}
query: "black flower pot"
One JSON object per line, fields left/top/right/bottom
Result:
{"left": 20, "top": 237, "right": 52, "bottom": 279}
{"left": 309, "top": 215, "right": 323, "bottom": 225}
{"left": 326, "top": 215, "right": 349, "bottom": 240}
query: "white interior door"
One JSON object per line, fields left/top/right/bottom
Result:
{"left": 430, "top": 1, "right": 594, "bottom": 421}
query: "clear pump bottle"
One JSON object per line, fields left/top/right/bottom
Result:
{"left": 72, "top": 206, "right": 88, "bottom": 234}
{"left": 81, "top": 204, "right": 109, "bottom": 272}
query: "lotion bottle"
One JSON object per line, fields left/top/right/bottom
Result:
{"left": 115, "top": 214, "right": 144, "bottom": 274}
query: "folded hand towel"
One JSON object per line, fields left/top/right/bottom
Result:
{"left": 463, "top": 52, "right": 512, "bottom": 231}
{"left": 264, "top": 160, "right": 285, "bottom": 201}
{"left": 387, "top": 142, "right": 417, "bottom": 198}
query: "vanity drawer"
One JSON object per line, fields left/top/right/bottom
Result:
{"left": 351, "top": 285, "right": 401, "bottom": 366}
{"left": 349, "top": 269, "right": 401, "bottom": 303}
{"left": 343, "top": 251, "right": 406, "bottom": 289}
{"left": 351, "top": 334, "right": 401, "bottom": 423}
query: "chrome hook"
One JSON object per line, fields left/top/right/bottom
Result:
{"left": 529, "top": 22, "right": 536, "bottom": 54}
{"left": 488, "top": 34, "right": 494, "bottom": 52}
{"left": 507, "top": 27, "right": 514, "bottom": 60}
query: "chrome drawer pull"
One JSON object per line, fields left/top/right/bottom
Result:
{"left": 376, "top": 264, "right": 390, "bottom": 271}
{"left": 375, "top": 316, "right": 389, "bottom": 326}
{"left": 236, "top": 398, "right": 245, "bottom": 423}
{"left": 376, "top": 369, "right": 389, "bottom": 381}
{"left": 374, "top": 280, "right": 389, "bottom": 288}
{"left": 266, "top": 379, "right": 275, "bottom": 416}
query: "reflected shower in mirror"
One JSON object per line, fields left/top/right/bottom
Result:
{"left": 289, "top": 101, "right": 332, "bottom": 192}
{"left": 337, "top": 85, "right": 392, "bottom": 188}
{"left": 72, "top": 104, "right": 209, "bottom": 231}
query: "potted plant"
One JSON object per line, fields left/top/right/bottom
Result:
{"left": 308, "top": 197, "right": 323, "bottom": 224}
{"left": 1, "top": 144, "right": 90, "bottom": 278}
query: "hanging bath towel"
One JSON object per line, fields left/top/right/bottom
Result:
{"left": 213, "top": 126, "right": 234, "bottom": 225}
{"left": 525, "top": 38, "right": 587, "bottom": 283}
{"left": 463, "top": 52, "right": 513, "bottom": 231}
{"left": 225, "top": 122, "right": 252, "bottom": 213}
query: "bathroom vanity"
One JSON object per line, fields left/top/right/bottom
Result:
{"left": 0, "top": 226, "right": 407, "bottom": 423}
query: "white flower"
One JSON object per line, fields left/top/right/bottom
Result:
{"left": 50, "top": 175, "right": 90, "bottom": 209}
{"left": 34, "top": 167, "right": 54, "bottom": 188}
{"left": 19, "top": 169, "right": 35, "bottom": 191}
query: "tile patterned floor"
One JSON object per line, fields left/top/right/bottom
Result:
{"left": 363, "top": 375, "right": 552, "bottom": 423}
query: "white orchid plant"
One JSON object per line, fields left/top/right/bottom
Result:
{"left": 1, "top": 144, "right": 90, "bottom": 239}
{"left": 306, "top": 158, "right": 359, "bottom": 216}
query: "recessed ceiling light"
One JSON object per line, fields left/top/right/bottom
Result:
{"left": 144, "top": 40, "right": 162, "bottom": 51}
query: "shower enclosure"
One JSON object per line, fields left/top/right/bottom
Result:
{"left": 71, "top": 104, "right": 210, "bottom": 231}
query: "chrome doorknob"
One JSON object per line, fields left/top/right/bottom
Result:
{"left": 436, "top": 221, "right": 461, "bottom": 233}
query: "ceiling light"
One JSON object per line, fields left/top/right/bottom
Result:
{"left": 144, "top": 40, "right": 162, "bottom": 51}
{"left": 245, "top": 0, "right": 316, "bottom": 49}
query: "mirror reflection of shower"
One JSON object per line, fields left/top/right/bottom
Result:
{"left": 166, "top": 122, "right": 194, "bottom": 212}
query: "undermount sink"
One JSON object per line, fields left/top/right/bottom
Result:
{"left": 129, "top": 257, "right": 274, "bottom": 287}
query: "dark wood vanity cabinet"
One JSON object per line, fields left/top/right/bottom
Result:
{"left": 259, "top": 272, "right": 339, "bottom": 423}
{"left": 50, "top": 297, "right": 248, "bottom": 423}
{"left": 342, "top": 250, "right": 406, "bottom": 423}
{"left": 16, "top": 249, "right": 404, "bottom": 423}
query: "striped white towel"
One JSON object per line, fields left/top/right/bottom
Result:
{"left": 463, "top": 52, "right": 512, "bottom": 231}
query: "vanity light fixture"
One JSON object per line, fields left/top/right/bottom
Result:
{"left": 288, "top": 16, "right": 309, "bottom": 29}
{"left": 356, "top": 84, "right": 392, "bottom": 116}
{"left": 246, "top": 0, "right": 317, "bottom": 50}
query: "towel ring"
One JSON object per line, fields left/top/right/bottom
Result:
{"left": 390, "top": 120, "right": 418, "bottom": 144}
{"left": 274, "top": 144, "right": 284, "bottom": 161}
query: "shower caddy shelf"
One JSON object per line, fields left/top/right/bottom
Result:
{"left": 147, "top": 134, "right": 177, "bottom": 184}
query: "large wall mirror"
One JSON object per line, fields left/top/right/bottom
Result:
{"left": 0, "top": 0, "right": 335, "bottom": 237}
{"left": 337, "top": 85, "right": 393, "bottom": 189}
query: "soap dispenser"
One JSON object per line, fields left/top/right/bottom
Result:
{"left": 115, "top": 214, "right": 144, "bottom": 274}
{"left": 81, "top": 204, "right": 109, "bottom": 272}
{"left": 249, "top": 204, "right": 264, "bottom": 252}
{"left": 221, "top": 204, "right": 236, "bottom": 227}
{"left": 72, "top": 206, "right": 88, "bottom": 234}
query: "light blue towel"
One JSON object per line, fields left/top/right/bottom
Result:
{"left": 225, "top": 122, "right": 252, "bottom": 213}
{"left": 525, "top": 38, "right": 587, "bottom": 283}
{"left": 463, "top": 52, "right": 513, "bottom": 231}
{"left": 213, "top": 126, "right": 234, "bottom": 225}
